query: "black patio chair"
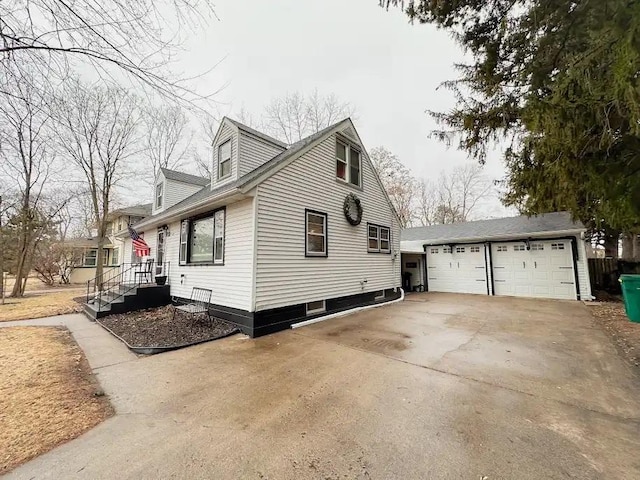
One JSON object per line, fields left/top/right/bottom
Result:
{"left": 134, "top": 258, "right": 154, "bottom": 284}
{"left": 172, "top": 287, "right": 212, "bottom": 324}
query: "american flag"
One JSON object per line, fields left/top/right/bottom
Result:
{"left": 128, "top": 225, "right": 150, "bottom": 257}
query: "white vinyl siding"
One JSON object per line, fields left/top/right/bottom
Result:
{"left": 164, "top": 180, "right": 202, "bottom": 211}
{"left": 165, "top": 198, "right": 254, "bottom": 311}
{"left": 212, "top": 122, "right": 238, "bottom": 188}
{"left": 238, "top": 131, "right": 284, "bottom": 177}
{"left": 576, "top": 236, "right": 592, "bottom": 300}
{"left": 255, "top": 133, "right": 400, "bottom": 311}
{"left": 152, "top": 172, "right": 203, "bottom": 215}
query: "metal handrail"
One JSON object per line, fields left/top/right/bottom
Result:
{"left": 86, "top": 261, "right": 171, "bottom": 313}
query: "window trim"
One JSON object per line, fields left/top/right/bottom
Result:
{"left": 155, "top": 182, "right": 164, "bottom": 209}
{"left": 111, "top": 247, "right": 119, "bottom": 266}
{"left": 306, "top": 299, "right": 326, "bottom": 315}
{"left": 367, "top": 223, "right": 391, "bottom": 254}
{"left": 335, "top": 136, "right": 362, "bottom": 189}
{"left": 218, "top": 139, "right": 232, "bottom": 180}
{"left": 83, "top": 248, "right": 97, "bottom": 267}
{"left": 305, "top": 209, "right": 328, "bottom": 258}
{"left": 102, "top": 249, "right": 110, "bottom": 266}
{"left": 182, "top": 207, "right": 226, "bottom": 266}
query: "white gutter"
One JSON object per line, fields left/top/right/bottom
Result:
{"left": 408, "top": 228, "right": 586, "bottom": 247}
{"left": 134, "top": 188, "right": 245, "bottom": 231}
{"left": 291, "top": 288, "right": 405, "bottom": 330}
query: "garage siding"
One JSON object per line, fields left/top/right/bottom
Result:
{"left": 576, "top": 237, "right": 592, "bottom": 300}
{"left": 254, "top": 133, "right": 401, "bottom": 311}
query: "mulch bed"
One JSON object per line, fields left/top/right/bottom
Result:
{"left": 591, "top": 301, "right": 640, "bottom": 369}
{"left": 98, "top": 305, "right": 239, "bottom": 349}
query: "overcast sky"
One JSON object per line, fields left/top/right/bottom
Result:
{"left": 162, "top": 0, "right": 512, "bottom": 217}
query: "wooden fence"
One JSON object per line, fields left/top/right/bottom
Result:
{"left": 589, "top": 258, "right": 640, "bottom": 294}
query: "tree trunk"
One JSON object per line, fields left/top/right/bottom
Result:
{"left": 603, "top": 234, "right": 619, "bottom": 258}
{"left": 11, "top": 221, "right": 30, "bottom": 297}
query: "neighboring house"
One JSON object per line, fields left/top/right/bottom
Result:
{"left": 65, "top": 237, "right": 119, "bottom": 284}
{"left": 118, "top": 117, "right": 402, "bottom": 337}
{"left": 105, "top": 203, "right": 153, "bottom": 264}
{"left": 400, "top": 212, "right": 592, "bottom": 301}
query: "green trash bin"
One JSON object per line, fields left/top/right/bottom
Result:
{"left": 619, "top": 274, "right": 640, "bottom": 323}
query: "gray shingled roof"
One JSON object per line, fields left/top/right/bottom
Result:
{"left": 136, "top": 118, "right": 349, "bottom": 228}
{"left": 238, "top": 119, "right": 348, "bottom": 188}
{"left": 225, "top": 117, "right": 288, "bottom": 148}
{"left": 108, "top": 203, "right": 152, "bottom": 218}
{"left": 160, "top": 168, "right": 209, "bottom": 186}
{"left": 401, "top": 212, "right": 584, "bottom": 244}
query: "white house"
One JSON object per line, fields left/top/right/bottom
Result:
{"left": 400, "top": 212, "right": 593, "bottom": 301}
{"left": 118, "top": 117, "right": 402, "bottom": 336}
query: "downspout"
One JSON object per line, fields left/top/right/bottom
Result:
{"left": 423, "top": 244, "right": 429, "bottom": 292}
{"left": 570, "top": 237, "right": 581, "bottom": 300}
{"left": 487, "top": 242, "right": 495, "bottom": 295}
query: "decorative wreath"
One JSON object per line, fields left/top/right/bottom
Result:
{"left": 343, "top": 193, "right": 363, "bottom": 226}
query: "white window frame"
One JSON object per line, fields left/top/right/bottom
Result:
{"left": 443, "top": 246, "right": 452, "bottom": 254}
{"left": 84, "top": 249, "right": 97, "bottom": 267}
{"left": 551, "top": 243, "right": 565, "bottom": 250}
{"left": 156, "top": 182, "right": 163, "bottom": 209}
{"left": 306, "top": 299, "right": 326, "bottom": 315}
{"left": 179, "top": 220, "right": 189, "bottom": 265}
{"left": 470, "top": 246, "right": 480, "bottom": 253}
{"left": 456, "top": 246, "right": 466, "bottom": 253}
{"left": 367, "top": 224, "right": 391, "bottom": 253}
{"left": 218, "top": 139, "right": 232, "bottom": 180}
{"left": 430, "top": 248, "right": 439, "bottom": 254}
{"left": 102, "top": 249, "right": 110, "bottom": 266}
{"left": 213, "top": 209, "right": 225, "bottom": 264}
{"left": 336, "top": 138, "right": 362, "bottom": 188}
{"left": 305, "top": 210, "right": 327, "bottom": 257}
{"left": 112, "top": 247, "right": 119, "bottom": 266}
{"left": 514, "top": 244, "right": 526, "bottom": 251}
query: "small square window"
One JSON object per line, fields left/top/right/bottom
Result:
{"left": 155, "top": 182, "right": 163, "bottom": 208}
{"left": 456, "top": 247, "right": 465, "bottom": 253}
{"left": 514, "top": 245, "right": 526, "bottom": 251}
{"left": 470, "top": 246, "right": 480, "bottom": 253}
{"left": 531, "top": 243, "right": 544, "bottom": 251}
{"left": 551, "top": 243, "right": 565, "bottom": 250}
{"left": 443, "top": 247, "right": 452, "bottom": 253}
{"left": 306, "top": 300, "right": 326, "bottom": 315}
{"left": 430, "top": 248, "right": 439, "bottom": 254}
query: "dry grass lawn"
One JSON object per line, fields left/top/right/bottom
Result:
{"left": 591, "top": 302, "right": 640, "bottom": 369}
{"left": 0, "top": 327, "right": 113, "bottom": 475}
{"left": 0, "top": 290, "right": 83, "bottom": 322}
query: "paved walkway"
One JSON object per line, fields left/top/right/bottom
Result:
{"left": 2, "top": 295, "right": 640, "bottom": 479}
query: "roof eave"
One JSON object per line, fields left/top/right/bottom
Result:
{"left": 131, "top": 188, "right": 247, "bottom": 231}
{"left": 410, "top": 228, "right": 585, "bottom": 247}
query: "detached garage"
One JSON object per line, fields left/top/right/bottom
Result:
{"left": 400, "top": 212, "right": 592, "bottom": 301}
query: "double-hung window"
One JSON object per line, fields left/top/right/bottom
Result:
{"left": 367, "top": 224, "right": 391, "bottom": 253}
{"left": 218, "top": 140, "right": 231, "bottom": 179}
{"left": 156, "top": 182, "right": 163, "bottom": 208}
{"left": 306, "top": 210, "right": 327, "bottom": 257}
{"left": 84, "top": 249, "right": 97, "bottom": 267}
{"left": 336, "top": 139, "right": 361, "bottom": 188}
{"left": 179, "top": 208, "right": 226, "bottom": 265}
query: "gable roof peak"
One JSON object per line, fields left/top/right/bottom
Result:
{"left": 159, "top": 167, "right": 209, "bottom": 187}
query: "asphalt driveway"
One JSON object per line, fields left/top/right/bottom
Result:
{"left": 5, "top": 294, "right": 640, "bottom": 479}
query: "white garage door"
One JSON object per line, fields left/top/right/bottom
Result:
{"left": 426, "top": 244, "right": 488, "bottom": 295}
{"left": 491, "top": 240, "right": 576, "bottom": 300}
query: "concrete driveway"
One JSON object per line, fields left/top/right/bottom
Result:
{"left": 6, "top": 294, "right": 640, "bottom": 479}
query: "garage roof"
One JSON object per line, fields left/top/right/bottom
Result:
{"left": 401, "top": 212, "right": 584, "bottom": 247}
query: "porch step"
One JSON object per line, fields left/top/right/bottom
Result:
{"left": 83, "top": 301, "right": 111, "bottom": 320}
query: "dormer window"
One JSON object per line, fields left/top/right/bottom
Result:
{"left": 156, "top": 182, "right": 163, "bottom": 208}
{"left": 218, "top": 140, "right": 231, "bottom": 179}
{"left": 336, "top": 139, "right": 361, "bottom": 188}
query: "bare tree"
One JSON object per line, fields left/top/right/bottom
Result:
{"left": 144, "top": 104, "right": 191, "bottom": 175}
{"left": 1, "top": 0, "right": 215, "bottom": 102}
{"left": 426, "top": 164, "right": 494, "bottom": 224}
{"left": 370, "top": 146, "right": 416, "bottom": 228}
{"left": 0, "top": 67, "right": 58, "bottom": 296}
{"left": 263, "top": 90, "right": 354, "bottom": 143}
{"left": 57, "top": 80, "right": 140, "bottom": 289}
{"left": 415, "top": 178, "right": 438, "bottom": 226}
